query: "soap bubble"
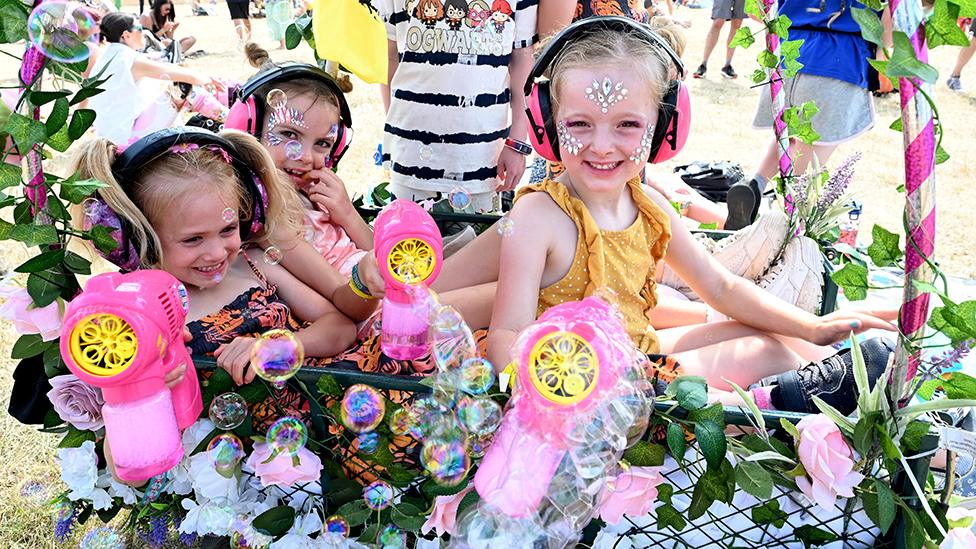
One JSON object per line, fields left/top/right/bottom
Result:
{"left": 419, "top": 145, "right": 433, "bottom": 161}
{"left": 448, "top": 187, "right": 471, "bottom": 211}
{"left": 340, "top": 384, "right": 385, "bottom": 433}
{"left": 456, "top": 396, "right": 502, "bottom": 437}
{"left": 250, "top": 330, "right": 303, "bottom": 383}
{"left": 431, "top": 307, "right": 477, "bottom": 371}
{"left": 388, "top": 407, "right": 413, "bottom": 436}
{"left": 377, "top": 525, "right": 406, "bottom": 548}
{"left": 363, "top": 480, "right": 393, "bottom": 511}
{"left": 266, "top": 416, "right": 308, "bottom": 455}
{"left": 230, "top": 518, "right": 272, "bottom": 548}
{"left": 324, "top": 515, "right": 349, "bottom": 536}
{"left": 496, "top": 214, "right": 515, "bottom": 237}
{"left": 209, "top": 392, "right": 248, "bottom": 430}
{"left": 82, "top": 198, "right": 101, "bottom": 220}
{"left": 356, "top": 431, "right": 380, "bottom": 454}
{"left": 19, "top": 480, "right": 48, "bottom": 504}
{"left": 51, "top": 500, "right": 74, "bottom": 523}
{"left": 266, "top": 89, "right": 287, "bottom": 109}
{"left": 222, "top": 207, "right": 237, "bottom": 223}
{"left": 468, "top": 433, "right": 492, "bottom": 458}
{"left": 284, "top": 140, "right": 303, "bottom": 161}
{"left": 458, "top": 357, "right": 495, "bottom": 394}
{"left": 421, "top": 436, "right": 471, "bottom": 486}
{"left": 206, "top": 433, "right": 245, "bottom": 476}
{"left": 79, "top": 526, "right": 124, "bottom": 549}
{"left": 263, "top": 246, "right": 283, "bottom": 266}
{"left": 27, "top": 1, "right": 96, "bottom": 63}
{"left": 407, "top": 397, "right": 451, "bottom": 441}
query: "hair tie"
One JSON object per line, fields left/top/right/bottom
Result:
{"left": 249, "top": 174, "right": 269, "bottom": 236}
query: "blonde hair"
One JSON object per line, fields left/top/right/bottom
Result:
{"left": 244, "top": 42, "right": 345, "bottom": 122}
{"left": 648, "top": 18, "right": 687, "bottom": 59}
{"left": 544, "top": 27, "right": 671, "bottom": 118}
{"left": 70, "top": 130, "right": 305, "bottom": 269}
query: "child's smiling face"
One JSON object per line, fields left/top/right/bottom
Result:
{"left": 553, "top": 66, "right": 659, "bottom": 193}
{"left": 154, "top": 177, "right": 242, "bottom": 289}
{"left": 262, "top": 92, "right": 341, "bottom": 193}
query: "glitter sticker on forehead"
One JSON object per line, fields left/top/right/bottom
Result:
{"left": 556, "top": 121, "right": 585, "bottom": 156}
{"left": 585, "top": 77, "right": 628, "bottom": 113}
{"left": 267, "top": 105, "right": 308, "bottom": 133}
{"left": 629, "top": 124, "right": 655, "bottom": 165}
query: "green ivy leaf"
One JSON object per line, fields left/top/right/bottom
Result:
{"left": 46, "top": 123, "right": 73, "bottom": 153}
{"left": 15, "top": 250, "right": 64, "bottom": 273}
{"left": 58, "top": 177, "right": 104, "bottom": 204}
{"left": 44, "top": 344, "right": 68, "bottom": 377}
{"left": 695, "top": 420, "right": 727, "bottom": 471}
{"left": 866, "top": 224, "right": 903, "bottom": 267}
{"left": 9, "top": 223, "right": 59, "bottom": 247}
{"left": 285, "top": 23, "right": 303, "bottom": 50}
{"left": 391, "top": 502, "right": 427, "bottom": 531}
{"left": 926, "top": 0, "right": 970, "bottom": 48}
{"left": 656, "top": 502, "right": 687, "bottom": 531}
{"left": 751, "top": 68, "right": 767, "bottom": 84}
{"left": 780, "top": 39, "right": 805, "bottom": 77}
{"left": 11, "top": 334, "right": 49, "bottom": 359}
{"left": 852, "top": 412, "right": 877, "bottom": 456}
{"left": 5, "top": 112, "right": 47, "bottom": 153}
{"left": 67, "top": 109, "right": 96, "bottom": 141}
{"left": 336, "top": 500, "right": 371, "bottom": 527}
{"left": 929, "top": 301, "right": 976, "bottom": 345}
{"left": 0, "top": 162, "right": 19, "bottom": 189}
{"left": 794, "top": 524, "right": 839, "bottom": 548}
{"left": 734, "top": 460, "right": 773, "bottom": 499}
{"left": 940, "top": 372, "right": 976, "bottom": 400}
{"left": 783, "top": 101, "right": 820, "bottom": 145}
{"left": 45, "top": 98, "right": 70, "bottom": 137}
{"left": 666, "top": 422, "right": 687, "bottom": 460}
{"left": 29, "top": 90, "right": 72, "bottom": 107}
{"left": 670, "top": 375, "right": 708, "bottom": 411}
{"left": 771, "top": 14, "right": 792, "bottom": 39}
{"left": 0, "top": 0, "right": 30, "bottom": 43}
{"left": 751, "top": 500, "right": 788, "bottom": 528}
{"left": 851, "top": 8, "right": 884, "bottom": 47}
{"left": 830, "top": 262, "right": 869, "bottom": 301}
{"left": 688, "top": 460, "right": 735, "bottom": 519}
{"left": 889, "top": 117, "right": 903, "bottom": 132}
{"left": 903, "top": 505, "right": 925, "bottom": 549}
{"left": 58, "top": 425, "right": 96, "bottom": 448}
{"left": 422, "top": 478, "right": 468, "bottom": 498}
{"left": 89, "top": 224, "right": 120, "bottom": 254}
{"left": 758, "top": 50, "right": 779, "bottom": 69}
{"left": 744, "top": 0, "right": 764, "bottom": 19}
{"left": 27, "top": 270, "right": 64, "bottom": 308}
{"left": 622, "top": 440, "right": 665, "bottom": 467}
{"left": 316, "top": 374, "right": 344, "bottom": 397}
{"left": 936, "top": 144, "right": 950, "bottom": 164}
{"left": 63, "top": 251, "right": 92, "bottom": 275}
{"left": 252, "top": 505, "right": 296, "bottom": 537}
{"left": 358, "top": 524, "right": 380, "bottom": 544}
{"left": 887, "top": 32, "right": 939, "bottom": 84}
{"left": 729, "top": 27, "right": 755, "bottom": 49}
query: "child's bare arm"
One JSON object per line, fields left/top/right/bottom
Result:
{"left": 382, "top": 38, "right": 399, "bottom": 113}
{"left": 487, "top": 194, "right": 554, "bottom": 370}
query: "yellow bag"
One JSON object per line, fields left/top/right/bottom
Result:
{"left": 312, "top": 0, "right": 388, "bottom": 85}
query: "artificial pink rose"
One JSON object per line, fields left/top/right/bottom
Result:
{"left": 597, "top": 466, "right": 665, "bottom": 525}
{"left": 942, "top": 527, "right": 976, "bottom": 548}
{"left": 421, "top": 485, "right": 474, "bottom": 536}
{"left": 244, "top": 442, "right": 321, "bottom": 488}
{"left": 47, "top": 375, "right": 105, "bottom": 431}
{"left": 0, "top": 285, "right": 62, "bottom": 341}
{"left": 795, "top": 414, "right": 864, "bottom": 511}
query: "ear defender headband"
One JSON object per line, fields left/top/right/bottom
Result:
{"left": 525, "top": 16, "right": 691, "bottom": 164}
{"left": 225, "top": 63, "right": 353, "bottom": 169}
{"left": 97, "top": 127, "right": 270, "bottom": 271}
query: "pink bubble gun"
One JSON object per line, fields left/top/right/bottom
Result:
{"left": 60, "top": 270, "right": 203, "bottom": 482}
{"left": 373, "top": 198, "right": 443, "bottom": 360}
{"left": 474, "top": 297, "right": 640, "bottom": 517}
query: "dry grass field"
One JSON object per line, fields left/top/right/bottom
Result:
{"left": 0, "top": 2, "right": 974, "bottom": 546}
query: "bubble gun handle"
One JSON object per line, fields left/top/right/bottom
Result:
{"left": 60, "top": 270, "right": 203, "bottom": 482}
{"left": 373, "top": 199, "right": 443, "bottom": 360}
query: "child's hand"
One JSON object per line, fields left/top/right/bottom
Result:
{"left": 807, "top": 309, "right": 898, "bottom": 346}
{"left": 496, "top": 147, "right": 527, "bottom": 192}
{"left": 164, "top": 363, "right": 188, "bottom": 389}
{"left": 214, "top": 336, "right": 259, "bottom": 385}
{"left": 357, "top": 251, "right": 386, "bottom": 299}
{"left": 306, "top": 169, "right": 356, "bottom": 228}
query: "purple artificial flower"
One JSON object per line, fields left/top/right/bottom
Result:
{"left": 817, "top": 152, "right": 861, "bottom": 210}
{"left": 53, "top": 507, "right": 77, "bottom": 542}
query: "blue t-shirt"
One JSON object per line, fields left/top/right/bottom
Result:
{"left": 780, "top": 0, "right": 873, "bottom": 88}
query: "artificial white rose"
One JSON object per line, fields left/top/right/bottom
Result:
{"left": 57, "top": 441, "right": 99, "bottom": 501}
{"left": 179, "top": 499, "right": 235, "bottom": 536}
{"left": 188, "top": 452, "right": 239, "bottom": 502}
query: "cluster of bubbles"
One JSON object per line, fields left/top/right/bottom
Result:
{"left": 250, "top": 329, "right": 303, "bottom": 385}
{"left": 27, "top": 1, "right": 97, "bottom": 63}
{"left": 266, "top": 416, "right": 309, "bottom": 455}
{"left": 448, "top": 187, "right": 472, "bottom": 211}
{"left": 448, "top": 296, "right": 655, "bottom": 548}
{"left": 79, "top": 527, "right": 125, "bottom": 549}
{"left": 207, "top": 433, "right": 245, "bottom": 477}
{"left": 209, "top": 392, "right": 248, "bottom": 430}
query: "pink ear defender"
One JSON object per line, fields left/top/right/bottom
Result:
{"left": 524, "top": 16, "right": 692, "bottom": 164}
{"left": 225, "top": 63, "right": 354, "bottom": 169}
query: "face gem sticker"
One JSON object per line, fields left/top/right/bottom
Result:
{"left": 556, "top": 121, "right": 585, "bottom": 156}
{"left": 585, "top": 77, "right": 628, "bottom": 113}
{"left": 629, "top": 125, "right": 655, "bottom": 165}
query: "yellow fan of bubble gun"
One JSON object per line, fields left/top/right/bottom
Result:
{"left": 59, "top": 270, "right": 203, "bottom": 482}
{"left": 373, "top": 198, "right": 443, "bottom": 359}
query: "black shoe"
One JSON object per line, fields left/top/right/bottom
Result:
{"left": 724, "top": 175, "right": 762, "bottom": 230}
{"left": 769, "top": 337, "right": 895, "bottom": 415}
{"left": 693, "top": 64, "right": 707, "bottom": 79}
{"left": 721, "top": 64, "right": 738, "bottom": 79}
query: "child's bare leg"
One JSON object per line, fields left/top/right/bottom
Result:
{"left": 433, "top": 227, "right": 502, "bottom": 292}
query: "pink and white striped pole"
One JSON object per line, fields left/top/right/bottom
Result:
{"left": 761, "top": 0, "right": 793, "bottom": 182}
{"left": 888, "top": 0, "right": 936, "bottom": 400}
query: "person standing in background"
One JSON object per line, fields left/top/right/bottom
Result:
{"left": 692, "top": 0, "right": 745, "bottom": 78}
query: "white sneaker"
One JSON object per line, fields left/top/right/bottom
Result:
{"left": 757, "top": 235, "right": 825, "bottom": 314}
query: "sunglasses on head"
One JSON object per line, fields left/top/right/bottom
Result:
{"left": 129, "top": 23, "right": 144, "bottom": 32}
